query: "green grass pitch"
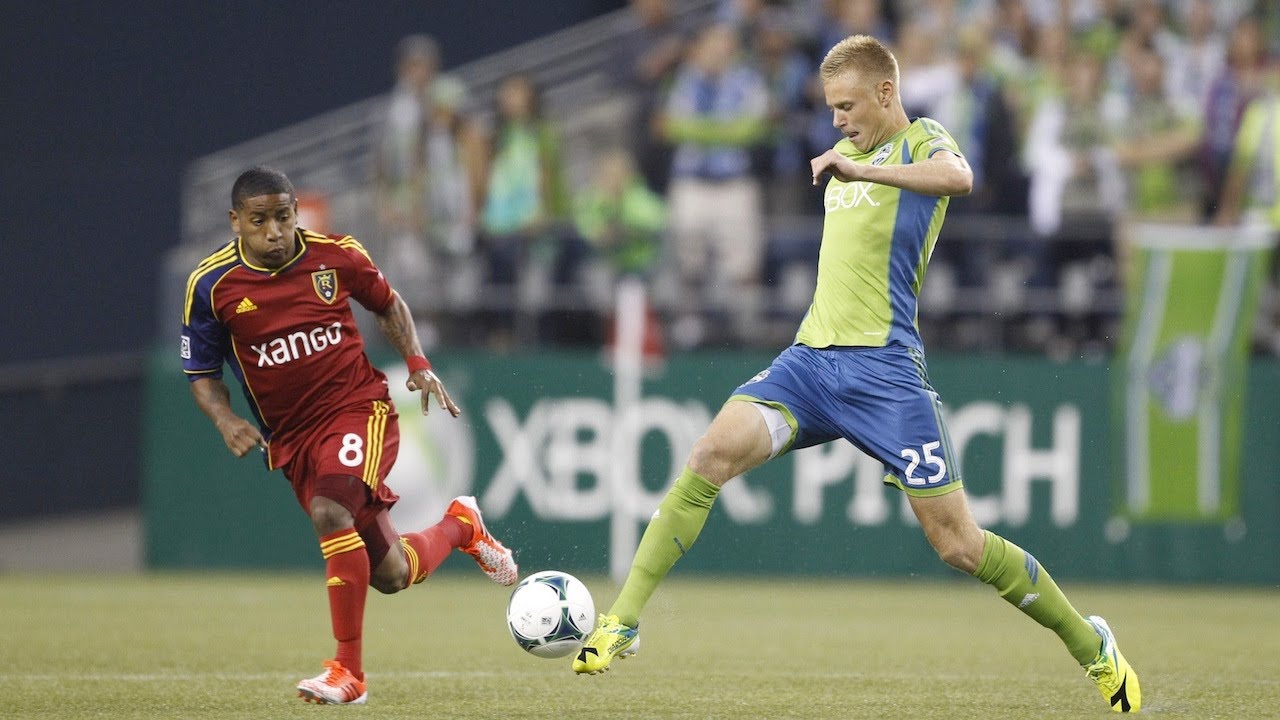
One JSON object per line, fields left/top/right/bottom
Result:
{"left": 6, "top": 573, "right": 1278, "bottom": 718}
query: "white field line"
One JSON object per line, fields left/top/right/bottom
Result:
{"left": 5, "top": 670, "right": 513, "bottom": 682}
{"left": 11, "top": 670, "right": 1277, "bottom": 685}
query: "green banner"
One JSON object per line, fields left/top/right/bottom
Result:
{"left": 1118, "top": 223, "right": 1273, "bottom": 521}
{"left": 144, "top": 346, "right": 1280, "bottom": 584}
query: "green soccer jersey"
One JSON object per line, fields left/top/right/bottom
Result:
{"left": 795, "top": 118, "right": 962, "bottom": 351}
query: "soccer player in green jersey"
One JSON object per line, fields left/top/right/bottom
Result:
{"left": 572, "top": 35, "right": 1141, "bottom": 713}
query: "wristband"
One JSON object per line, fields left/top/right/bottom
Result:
{"left": 406, "top": 355, "right": 433, "bottom": 374}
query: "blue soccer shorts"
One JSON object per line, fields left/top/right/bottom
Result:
{"left": 729, "top": 343, "right": 963, "bottom": 497}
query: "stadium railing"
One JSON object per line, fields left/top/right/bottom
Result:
{"left": 176, "top": 0, "right": 719, "bottom": 250}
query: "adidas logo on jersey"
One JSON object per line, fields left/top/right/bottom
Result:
{"left": 236, "top": 297, "right": 258, "bottom": 314}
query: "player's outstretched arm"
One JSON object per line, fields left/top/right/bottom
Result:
{"left": 189, "top": 377, "right": 265, "bottom": 457}
{"left": 811, "top": 149, "right": 973, "bottom": 197}
{"left": 375, "top": 290, "right": 460, "bottom": 417}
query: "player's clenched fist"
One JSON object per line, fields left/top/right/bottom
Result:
{"left": 810, "top": 149, "right": 861, "bottom": 185}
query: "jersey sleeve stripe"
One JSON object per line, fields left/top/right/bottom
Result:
{"left": 183, "top": 367, "right": 221, "bottom": 375}
{"left": 184, "top": 246, "right": 235, "bottom": 295}
{"left": 187, "top": 245, "right": 236, "bottom": 281}
{"left": 183, "top": 247, "right": 238, "bottom": 325}
{"left": 300, "top": 230, "right": 374, "bottom": 262}
{"left": 337, "top": 237, "right": 372, "bottom": 261}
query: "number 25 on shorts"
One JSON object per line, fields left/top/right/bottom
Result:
{"left": 900, "top": 441, "right": 946, "bottom": 486}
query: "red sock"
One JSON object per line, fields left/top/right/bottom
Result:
{"left": 320, "top": 529, "right": 369, "bottom": 680}
{"left": 400, "top": 515, "right": 472, "bottom": 586}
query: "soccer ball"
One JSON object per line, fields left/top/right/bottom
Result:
{"left": 505, "top": 570, "right": 595, "bottom": 658}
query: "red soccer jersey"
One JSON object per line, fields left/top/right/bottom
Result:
{"left": 182, "top": 229, "right": 396, "bottom": 469}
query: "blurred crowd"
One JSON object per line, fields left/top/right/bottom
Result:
{"left": 365, "top": 0, "right": 1280, "bottom": 357}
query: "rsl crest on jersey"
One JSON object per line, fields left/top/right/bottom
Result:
{"left": 312, "top": 269, "right": 339, "bottom": 304}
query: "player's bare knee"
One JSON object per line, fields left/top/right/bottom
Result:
{"left": 370, "top": 572, "right": 404, "bottom": 595}
{"left": 935, "top": 544, "right": 973, "bottom": 573}
{"left": 309, "top": 499, "right": 354, "bottom": 536}
{"left": 931, "top": 533, "right": 982, "bottom": 573}
{"left": 369, "top": 545, "right": 410, "bottom": 594}
{"left": 687, "top": 436, "right": 734, "bottom": 486}
{"left": 685, "top": 400, "right": 773, "bottom": 483}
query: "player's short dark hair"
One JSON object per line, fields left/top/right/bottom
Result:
{"left": 231, "top": 166, "right": 295, "bottom": 209}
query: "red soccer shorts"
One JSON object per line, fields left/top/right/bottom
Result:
{"left": 280, "top": 399, "right": 402, "bottom": 566}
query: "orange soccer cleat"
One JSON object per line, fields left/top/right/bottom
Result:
{"left": 296, "top": 659, "right": 368, "bottom": 705}
{"left": 447, "top": 495, "right": 519, "bottom": 586}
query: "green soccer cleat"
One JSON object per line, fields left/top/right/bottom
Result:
{"left": 1084, "top": 615, "right": 1141, "bottom": 712}
{"left": 572, "top": 614, "right": 639, "bottom": 675}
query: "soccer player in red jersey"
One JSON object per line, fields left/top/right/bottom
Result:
{"left": 181, "top": 166, "right": 518, "bottom": 705}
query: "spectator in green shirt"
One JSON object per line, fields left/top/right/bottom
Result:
{"left": 574, "top": 147, "right": 667, "bottom": 278}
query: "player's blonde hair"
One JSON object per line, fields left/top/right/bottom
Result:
{"left": 819, "top": 35, "right": 899, "bottom": 86}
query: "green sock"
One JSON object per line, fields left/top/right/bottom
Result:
{"left": 609, "top": 467, "right": 720, "bottom": 627}
{"left": 972, "top": 530, "right": 1101, "bottom": 665}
